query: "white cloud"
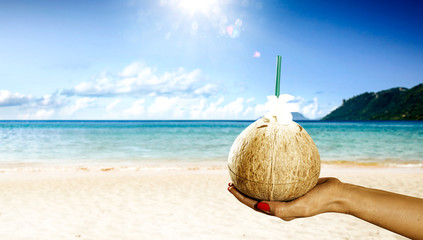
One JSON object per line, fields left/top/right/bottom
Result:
{"left": 123, "top": 99, "right": 145, "bottom": 116}
{"left": 61, "top": 97, "right": 95, "bottom": 115}
{"left": 193, "top": 83, "right": 219, "bottom": 95}
{"left": 246, "top": 97, "right": 255, "bottom": 103}
{"left": 145, "top": 96, "right": 191, "bottom": 118}
{"left": 64, "top": 62, "right": 214, "bottom": 98}
{"left": 189, "top": 97, "right": 246, "bottom": 119}
{"left": 252, "top": 95, "right": 324, "bottom": 120}
{"left": 2, "top": 89, "right": 327, "bottom": 120}
{"left": 302, "top": 97, "right": 319, "bottom": 119}
{"left": 18, "top": 109, "right": 55, "bottom": 120}
{"left": 254, "top": 96, "right": 300, "bottom": 118}
{"left": 35, "top": 109, "right": 55, "bottom": 118}
{"left": 1, "top": 79, "right": 327, "bottom": 120}
{"left": 106, "top": 99, "right": 122, "bottom": 111}
{"left": 116, "top": 94, "right": 324, "bottom": 120}
{"left": 0, "top": 53, "right": 332, "bottom": 120}
{"left": 148, "top": 96, "right": 177, "bottom": 115}
{"left": 0, "top": 90, "right": 65, "bottom": 110}
{"left": 107, "top": 95, "right": 251, "bottom": 120}
{"left": 189, "top": 98, "right": 207, "bottom": 119}
{"left": 72, "top": 77, "right": 116, "bottom": 96}
{"left": 243, "top": 106, "right": 253, "bottom": 116}
{"left": 0, "top": 90, "right": 32, "bottom": 107}
{"left": 120, "top": 62, "right": 145, "bottom": 77}
{"left": 36, "top": 94, "right": 67, "bottom": 109}
{"left": 40, "top": 95, "right": 53, "bottom": 106}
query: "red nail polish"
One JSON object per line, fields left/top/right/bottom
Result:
{"left": 228, "top": 182, "right": 232, "bottom": 187}
{"left": 228, "top": 186, "right": 231, "bottom": 191}
{"left": 257, "top": 202, "right": 270, "bottom": 212}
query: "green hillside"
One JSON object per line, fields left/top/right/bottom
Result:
{"left": 322, "top": 83, "right": 423, "bottom": 120}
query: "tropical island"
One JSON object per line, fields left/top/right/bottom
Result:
{"left": 322, "top": 83, "right": 423, "bottom": 120}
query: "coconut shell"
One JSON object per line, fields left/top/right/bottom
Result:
{"left": 228, "top": 119, "right": 320, "bottom": 201}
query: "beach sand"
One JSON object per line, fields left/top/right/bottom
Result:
{"left": 0, "top": 164, "right": 422, "bottom": 239}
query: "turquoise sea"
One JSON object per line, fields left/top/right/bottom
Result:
{"left": 0, "top": 120, "right": 422, "bottom": 167}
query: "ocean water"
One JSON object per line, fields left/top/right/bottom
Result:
{"left": 0, "top": 120, "right": 422, "bottom": 167}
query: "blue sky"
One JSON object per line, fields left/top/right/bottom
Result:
{"left": 0, "top": 0, "right": 422, "bottom": 119}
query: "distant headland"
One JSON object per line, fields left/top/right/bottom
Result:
{"left": 322, "top": 83, "right": 423, "bottom": 120}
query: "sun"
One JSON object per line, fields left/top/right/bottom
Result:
{"left": 178, "top": 0, "right": 217, "bottom": 16}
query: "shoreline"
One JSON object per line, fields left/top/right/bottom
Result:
{"left": 0, "top": 160, "right": 422, "bottom": 174}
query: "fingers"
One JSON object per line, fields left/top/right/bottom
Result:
{"left": 227, "top": 183, "right": 311, "bottom": 221}
{"left": 228, "top": 183, "right": 289, "bottom": 218}
{"left": 228, "top": 179, "right": 341, "bottom": 222}
{"left": 254, "top": 199, "right": 297, "bottom": 220}
{"left": 228, "top": 184, "right": 258, "bottom": 210}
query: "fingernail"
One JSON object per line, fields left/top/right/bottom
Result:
{"left": 257, "top": 202, "right": 270, "bottom": 212}
{"left": 227, "top": 186, "right": 231, "bottom": 191}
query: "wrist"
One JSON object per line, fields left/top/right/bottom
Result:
{"left": 335, "top": 182, "right": 361, "bottom": 215}
{"left": 327, "top": 181, "right": 354, "bottom": 214}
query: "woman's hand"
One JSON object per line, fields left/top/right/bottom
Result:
{"left": 228, "top": 177, "right": 347, "bottom": 221}
{"left": 228, "top": 177, "right": 423, "bottom": 239}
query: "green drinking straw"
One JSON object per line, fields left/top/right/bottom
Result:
{"left": 275, "top": 55, "right": 282, "bottom": 97}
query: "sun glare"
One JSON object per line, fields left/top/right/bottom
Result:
{"left": 178, "top": 0, "right": 217, "bottom": 15}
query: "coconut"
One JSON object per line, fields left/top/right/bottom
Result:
{"left": 227, "top": 96, "right": 321, "bottom": 201}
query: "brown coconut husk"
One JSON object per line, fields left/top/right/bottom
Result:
{"left": 228, "top": 119, "right": 320, "bottom": 201}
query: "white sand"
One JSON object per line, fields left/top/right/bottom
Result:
{"left": 0, "top": 164, "right": 422, "bottom": 239}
